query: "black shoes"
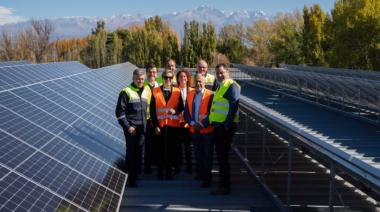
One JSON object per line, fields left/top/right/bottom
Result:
{"left": 144, "top": 168, "right": 152, "bottom": 174}
{"left": 211, "top": 187, "right": 230, "bottom": 195}
{"left": 200, "top": 181, "right": 211, "bottom": 188}
{"left": 186, "top": 167, "right": 192, "bottom": 174}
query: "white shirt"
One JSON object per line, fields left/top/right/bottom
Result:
{"left": 180, "top": 87, "right": 187, "bottom": 106}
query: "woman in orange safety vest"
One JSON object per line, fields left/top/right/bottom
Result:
{"left": 150, "top": 69, "right": 183, "bottom": 180}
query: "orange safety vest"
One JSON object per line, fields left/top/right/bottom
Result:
{"left": 178, "top": 87, "right": 194, "bottom": 128}
{"left": 186, "top": 89, "right": 214, "bottom": 134}
{"left": 153, "top": 86, "right": 181, "bottom": 128}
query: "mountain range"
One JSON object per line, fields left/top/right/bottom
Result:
{"left": 0, "top": 6, "right": 267, "bottom": 39}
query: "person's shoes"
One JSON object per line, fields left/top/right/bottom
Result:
{"left": 211, "top": 187, "right": 230, "bottom": 195}
{"left": 186, "top": 167, "right": 192, "bottom": 174}
{"left": 174, "top": 166, "right": 180, "bottom": 174}
{"left": 127, "top": 181, "right": 138, "bottom": 188}
{"left": 200, "top": 181, "right": 211, "bottom": 188}
{"left": 144, "top": 168, "right": 152, "bottom": 174}
{"left": 157, "top": 172, "right": 164, "bottom": 180}
{"left": 194, "top": 175, "right": 202, "bottom": 181}
{"left": 165, "top": 173, "right": 173, "bottom": 180}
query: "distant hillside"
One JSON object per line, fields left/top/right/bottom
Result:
{"left": 0, "top": 6, "right": 267, "bottom": 39}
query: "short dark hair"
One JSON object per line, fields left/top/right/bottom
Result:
{"left": 215, "top": 63, "right": 228, "bottom": 71}
{"left": 165, "top": 58, "right": 176, "bottom": 67}
{"left": 145, "top": 64, "right": 156, "bottom": 72}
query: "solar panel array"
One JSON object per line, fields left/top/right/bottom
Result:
{"left": 0, "top": 61, "right": 90, "bottom": 90}
{"left": 0, "top": 61, "right": 134, "bottom": 211}
{"left": 281, "top": 64, "right": 380, "bottom": 81}
{"left": 0, "top": 61, "right": 29, "bottom": 68}
{"left": 234, "top": 64, "right": 380, "bottom": 122}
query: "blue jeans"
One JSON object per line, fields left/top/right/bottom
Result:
{"left": 192, "top": 133, "right": 214, "bottom": 183}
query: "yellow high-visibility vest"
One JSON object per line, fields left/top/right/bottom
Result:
{"left": 209, "top": 79, "right": 240, "bottom": 123}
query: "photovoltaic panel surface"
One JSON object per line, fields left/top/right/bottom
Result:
{"left": 0, "top": 61, "right": 135, "bottom": 211}
{"left": 0, "top": 60, "right": 29, "bottom": 67}
{"left": 0, "top": 61, "right": 90, "bottom": 91}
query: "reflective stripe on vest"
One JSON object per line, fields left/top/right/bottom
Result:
{"left": 144, "top": 81, "right": 158, "bottom": 120}
{"left": 153, "top": 86, "right": 181, "bottom": 128}
{"left": 209, "top": 79, "right": 240, "bottom": 123}
{"left": 187, "top": 89, "right": 214, "bottom": 134}
{"left": 123, "top": 84, "right": 151, "bottom": 118}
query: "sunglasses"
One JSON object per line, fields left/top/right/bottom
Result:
{"left": 164, "top": 76, "right": 173, "bottom": 80}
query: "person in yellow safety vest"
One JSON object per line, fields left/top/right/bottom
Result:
{"left": 156, "top": 58, "right": 177, "bottom": 86}
{"left": 150, "top": 69, "right": 184, "bottom": 180}
{"left": 175, "top": 69, "right": 194, "bottom": 174}
{"left": 115, "top": 69, "right": 152, "bottom": 188}
{"left": 184, "top": 73, "right": 214, "bottom": 188}
{"left": 143, "top": 64, "right": 160, "bottom": 174}
{"left": 191, "top": 59, "right": 216, "bottom": 91}
{"left": 209, "top": 63, "right": 240, "bottom": 195}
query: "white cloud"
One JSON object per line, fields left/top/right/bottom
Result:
{"left": 0, "top": 6, "right": 24, "bottom": 25}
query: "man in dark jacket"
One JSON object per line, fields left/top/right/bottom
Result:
{"left": 209, "top": 63, "right": 240, "bottom": 195}
{"left": 116, "top": 69, "right": 151, "bottom": 187}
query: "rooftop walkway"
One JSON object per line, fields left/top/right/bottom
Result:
{"left": 120, "top": 152, "right": 279, "bottom": 211}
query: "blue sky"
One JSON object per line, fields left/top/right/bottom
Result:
{"left": 0, "top": 0, "right": 335, "bottom": 25}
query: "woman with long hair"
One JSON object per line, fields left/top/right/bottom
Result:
{"left": 175, "top": 69, "right": 193, "bottom": 174}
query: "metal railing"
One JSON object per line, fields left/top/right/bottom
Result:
{"left": 234, "top": 98, "right": 378, "bottom": 211}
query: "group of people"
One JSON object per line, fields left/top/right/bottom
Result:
{"left": 115, "top": 59, "right": 240, "bottom": 195}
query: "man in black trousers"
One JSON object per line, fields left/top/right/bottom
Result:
{"left": 116, "top": 69, "right": 151, "bottom": 187}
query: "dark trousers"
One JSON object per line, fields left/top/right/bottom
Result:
{"left": 192, "top": 133, "right": 213, "bottom": 183}
{"left": 214, "top": 124, "right": 236, "bottom": 188}
{"left": 177, "top": 127, "right": 192, "bottom": 172}
{"left": 144, "top": 120, "right": 156, "bottom": 172}
{"left": 157, "top": 126, "right": 177, "bottom": 178}
{"left": 124, "top": 126, "right": 145, "bottom": 184}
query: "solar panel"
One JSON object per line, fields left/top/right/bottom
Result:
{"left": 0, "top": 61, "right": 90, "bottom": 91}
{"left": 0, "top": 60, "right": 29, "bottom": 67}
{"left": 0, "top": 62, "right": 135, "bottom": 211}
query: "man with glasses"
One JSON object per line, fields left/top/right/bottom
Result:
{"left": 116, "top": 69, "right": 151, "bottom": 187}
{"left": 150, "top": 69, "right": 183, "bottom": 180}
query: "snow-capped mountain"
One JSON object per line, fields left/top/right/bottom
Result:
{"left": 0, "top": 6, "right": 266, "bottom": 39}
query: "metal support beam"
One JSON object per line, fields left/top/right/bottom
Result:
{"left": 329, "top": 161, "right": 335, "bottom": 212}
{"left": 261, "top": 126, "right": 266, "bottom": 176}
{"left": 287, "top": 141, "right": 293, "bottom": 210}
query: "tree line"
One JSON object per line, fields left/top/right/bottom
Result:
{"left": 1, "top": 0, "right": 379, "bottom": 70}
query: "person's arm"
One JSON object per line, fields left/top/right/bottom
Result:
{"left": 150, "top": 94, "right": 159, "bottom": 127}
{"left": 183, "top": 100, "right": 193, "bottom": 125}
{"left": 115, "top": 91, "right": 131, "bottom": 129}
{"left": 201, "top": 93, "right": 213, "bottom": 127}
{"left": 175, "top": 92, "right": 184, "bottom": 114}
{"left": 223, "top": 83, "right": 240, "bottom": 128}
{"left": 212, "top": 78, "right": 218, "bottom": 91}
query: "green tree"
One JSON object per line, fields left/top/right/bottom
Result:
{"left": 217, "top": 24, "right": 247, "bottom": 63}
{"left": 107, "top": 32, "right": 122, "bottom": 65}
{"left": 302, "top": 4, "right": 327, "bottom": 65}
{"left": 271, "top": 11, "right": 304, "bottom": 65}
{"left": 200, "top": 22, "right": 217, "bottom": 65}
{"left": 328, "top": 0, "right": 380, "bottom": 70}
{"left": 247, "top": 19, "right": 275, "bottom": 66}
